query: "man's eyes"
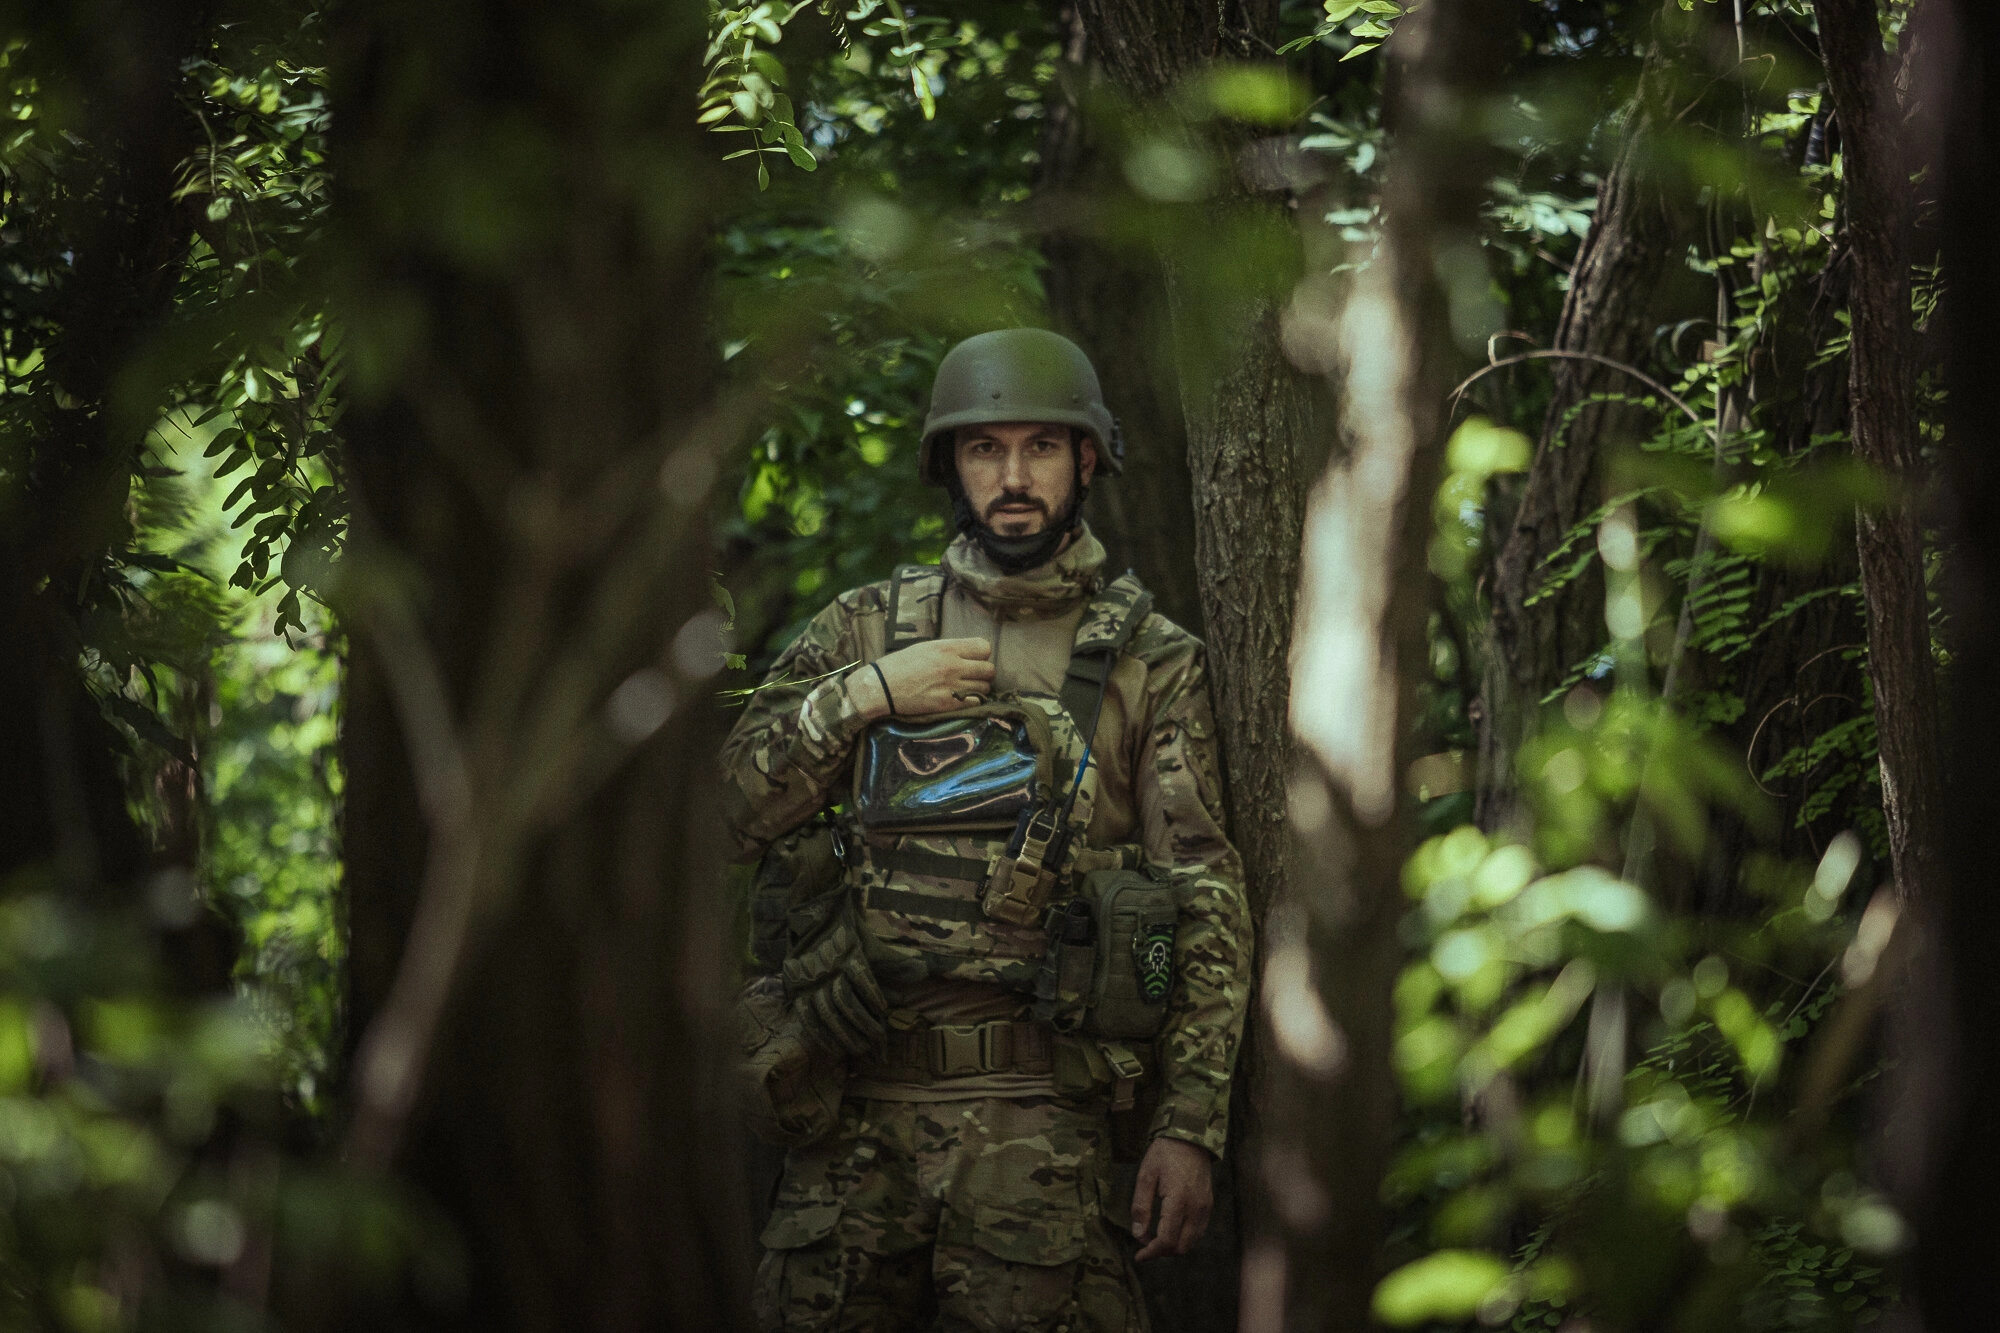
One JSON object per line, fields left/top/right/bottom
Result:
{"left": 966, "top": 438, "right": 1064, "bottom": 454}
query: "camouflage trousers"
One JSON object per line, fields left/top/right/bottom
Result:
{"left": 755, "top": 1096, "right": 1147, "bottom": 1333}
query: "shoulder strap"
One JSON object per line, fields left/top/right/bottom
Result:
{"left": 882, "top": 564, "right": 945, "bottom": 656}
{"left": 1058, "top": 571, "right": 1155, "bottom": 730}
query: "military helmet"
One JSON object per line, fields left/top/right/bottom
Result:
{"left": 918, "top": 328, "right": 1122, "bottom": 485}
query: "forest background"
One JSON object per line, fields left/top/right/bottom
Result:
{"left": 3, "top": 0, "right": 1999, "bottom": 1329}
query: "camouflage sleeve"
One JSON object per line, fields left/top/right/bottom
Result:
{"left": 719, "top": 597, "right": 872, "bottom": 858}
{"left": 1134, "top": 633, "right": 1254, "bottom": 1159}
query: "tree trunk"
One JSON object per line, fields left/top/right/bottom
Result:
{"left": 1476, "top": 1, "right": 1722, "bottom": 832}
{"left": 1034, "top": 15, "right": 1243, "bottom": 1328}
{"left": 0, "top": 0, "right": 202, "bottom": 903}
{"left": 1812, "top": 0, "right": 1945, "bottom": 907}
{"left": 1910, "top": 4, "right": 2000, "bottom": 1321}
{"left": 1075, "top": 0, "right": 1307, "bottom": 934}
{"left": 1037, "top": 6, "right": 1204, "bottom": 636}
{"left": 1695, "top": 245, "right": 1870, "bottom": 914}
{"left": 1278, "top": 2, "right": 1510, "bottom": 1327}
{"left": 1066, "top": 6, "right": 1316, "bottom": 1326}
{"left": 323, "top": 1, "right": 749, "bottom": 1327}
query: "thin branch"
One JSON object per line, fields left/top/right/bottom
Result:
{"left": 1447, "top": 347, "right": 1716, "bottom": 451}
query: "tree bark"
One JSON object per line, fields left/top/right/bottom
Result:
{"left": 324, "top": 1, "right": 749, "bottom": 1327}
{"left": 0, "top": 0, "right": 216, "bottom": 964}
{"left": 1694, "top": 245, "right": 1870, "bottom": 914}
{"left": 1036, "top": 6, "right": 1204, "bottom": 636}
{"left": 1812, "top": 0, "right": 1945, "bottom": 907}
{"left": 1476, "top": 2, "right": 1722, "bottom": 832}
{"left": 1034, "top": 22, "right": 1242, "bottom": 1328}
{"left": 1910, "top": 4, "right": 2000, "bottom": 1322}
{"left": 1075, "top": 0, "right": 1307, "bottom": 931}
{"left": 1065, "top": 7, "right": 1315, "bottom": 1325}
{"left": 1278, "top": 2, "right": 1509, "bottom": 1328}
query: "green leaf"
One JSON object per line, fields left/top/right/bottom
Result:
{"left": 1373, "top": 1251, "right": 1511, "bottom": 1325}
{"left": 785, "top": 141, "right": 817, "bottom": 170}
{"left": 103, "top": 695, "right": 193, "bottom": 765}
{"left": 1340, "top": 40, "right": 1381, "bottom": 60}
{"left": 1191, "top": 66, "right": 1312, "bottom": 126}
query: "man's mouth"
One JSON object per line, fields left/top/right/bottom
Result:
{"left": 985, "top": 496, "right": 1048, "bottom": 522}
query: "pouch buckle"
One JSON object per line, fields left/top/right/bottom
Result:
{"left": 929, "top": 1023, "right": 1009, "bottom": 1078}
{"left": 1101, "top": 1041, "right": 1145, "bottom": 1113}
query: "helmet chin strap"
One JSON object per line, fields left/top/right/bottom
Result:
{"left": 949, "top": 453, "right": 1089, "bottom": 575}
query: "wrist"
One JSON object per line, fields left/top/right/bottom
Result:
{"left": 845, "top": 664, "right": 891, "bottom": 721}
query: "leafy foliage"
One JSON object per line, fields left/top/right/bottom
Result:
{"left": 0, "top": 0, "right": 1940, "bottom": 1327}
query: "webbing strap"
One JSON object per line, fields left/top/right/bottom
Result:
{"left": 882, "top": 564, "right": 941, "bottom": 655}
{"left": 866, "top": 884, "right": 985, "bottom": 923}
{"left": 1057, "top": 651, "right": 1113, "bottom": 734}
{"left": 876, "top": 847, "right": 994, "bottom": 883}
{"left": 1059, "top": 580, "right": 1154, "bottom": 754}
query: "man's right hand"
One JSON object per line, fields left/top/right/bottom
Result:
{"left": 847, "top": 638, "right": 996, "bottom": 719}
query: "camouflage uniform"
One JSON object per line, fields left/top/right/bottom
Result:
{"left": 724, "top": 527, "right": 1252, "bottom": 1331}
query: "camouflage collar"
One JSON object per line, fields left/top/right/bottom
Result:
{"left": 943, "top": 525, "right": 1106, "bottom": 614}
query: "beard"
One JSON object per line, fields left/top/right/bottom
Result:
{"left": 981, "top": 490, "right": 1053, "bottom": 533}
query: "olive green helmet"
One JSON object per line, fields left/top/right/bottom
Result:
{"left": 918, "top": 328, "right": 1122, "bottom": 485}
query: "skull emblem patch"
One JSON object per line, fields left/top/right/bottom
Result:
{"left": 1133, "top": 922, "right": 1176, "bottom": 1003}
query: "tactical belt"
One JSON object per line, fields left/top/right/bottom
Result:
{"left": 863, "top": 1019, "right": 1055, "bottom": 1083}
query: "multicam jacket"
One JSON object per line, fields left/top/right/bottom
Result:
{"left": 721, "top": 527, "right": 1252, "bottom": 1157}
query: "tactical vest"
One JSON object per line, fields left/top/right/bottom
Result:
{"left": 844, "top": 565, "right": 1157, "bottom": 999}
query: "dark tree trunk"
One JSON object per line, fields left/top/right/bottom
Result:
{"left": 324, "top": 1, "right": 749, "bottom": 1328}
{"left": 1913, "top": 5, "right": 2000, "bottom": 1324}
{"left": 1476, "top": 1, "right": 1723, "bottom": 832}
{"left": 1037, "top": 6, "right": 1204, "bottom": 635}
{"left": 1277, "top": 2, "right": 1510, "bottom": 1327}
{"left": 0, "top": 0, "right": 208, "bottom": 920}
{"left": 1812, "top": 0, "right": 1945, "bottom": 907}
{"left": 1034, "top": 15, "right": 1244, "bottom": 1328}
{"left": 1065, "top": 5, "right": 1316, "bottom": 1326}
{"left": 1075, "top": 0, "right": 1308, "bottom": 933}
{"left": 1693, "top": 247, "right": 1870, "bottom": 914}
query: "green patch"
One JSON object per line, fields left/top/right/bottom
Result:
{"left": 1133, "top": 922, "right": 1176, "bottom": 1002}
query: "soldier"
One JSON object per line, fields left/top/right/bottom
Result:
{"left": 723, "top": 328, "right": 1252, "bottom": 1332}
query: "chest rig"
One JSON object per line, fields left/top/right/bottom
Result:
{"left": 844, "top": 565, "right": 1156, "bottom": 999}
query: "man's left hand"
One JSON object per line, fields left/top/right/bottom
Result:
{"left": 1130, "top": 1136, "right": 1212, "bottom": 1261}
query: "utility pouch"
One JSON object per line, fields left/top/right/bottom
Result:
{"left": 852, "top": 702, "right": 1056, "bottom": 835}
{"left": 981, "top": 803, "right": 1068, "bottom": 926}
{"left": 1079, "top": 868, "right": 1182, "bottom": 1041}
{"left": 747, "top": 824, "right": 844, "bottom": 974}
{"left": 1032, "top": 897, "right": 1098, "bottom": 1032}
{"left": 735, "top": 974, "right": 845, "bottom": 1146}
{"left": 1050, "top": 1034, "right": 1148, "bottom": 1118}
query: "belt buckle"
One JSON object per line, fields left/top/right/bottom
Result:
{"left": 930, "top": 1025, "right": 986, "bottom": 1078}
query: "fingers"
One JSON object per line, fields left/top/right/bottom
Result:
{"left": 1135, "top": 1187, "right": 1187, "bottom": 1262}
{"left": 1181, "top": 1194, "right": 1212, "bottom": 1253}
{"left": 1129, "top": 1160, "right": 1159, "bottom": 1246}
{"left": 935, "top": 637, "right": 993, "bottom": 660}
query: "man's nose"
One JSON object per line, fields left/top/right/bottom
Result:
{"left": 1000, "top": 447, "right": 1031, "bottom": 489}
